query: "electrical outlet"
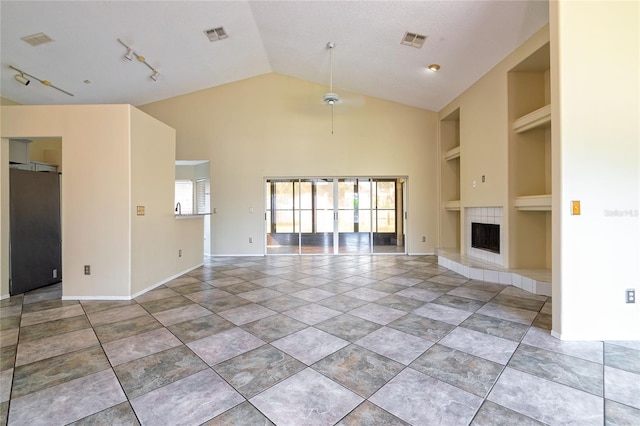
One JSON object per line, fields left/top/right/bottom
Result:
{"left": 84, "top": 265, "right": 91, "bottom": 275}
{"left": 422, "top": 236, "right": 426, "bottom": 242}
{"left": 249, "top": 237, "right": 253, "bottom": 243}
{"left": 53, "top": 269, "right": 58, "bottom": 279}
{"left": 626, "top": 289, "right": 635, "bottom": 303}
{"left": 178, "top": 249, "right": 182, "bottom": 258}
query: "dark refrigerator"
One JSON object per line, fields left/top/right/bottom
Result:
{"left": 9, "top": 168, "right": 62, "bottom": 295}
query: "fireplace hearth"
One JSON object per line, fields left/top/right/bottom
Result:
{"left": 472, "top": 222, "right": 500, "bottom": 254}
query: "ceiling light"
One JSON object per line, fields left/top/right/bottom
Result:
{"left": 117, "top": 38, "right": 159, "bottom": 82}
{"left": 14, "top": 73, "right": 30, "bottom": 86}
{"left": 8, "top": 65, "right": 74, "bottom": 96}
{"left": 427, "top": 64, "right": 441, "bottom": 72}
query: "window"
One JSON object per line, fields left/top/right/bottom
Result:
{"left": 196, "top": 179, "right": 207, "bottom": 214}
{"left": 174, "top": 180, "right": 193, "bottom": 214}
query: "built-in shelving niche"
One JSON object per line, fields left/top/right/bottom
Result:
{"left": 440, "top": 108, "right": 461, "bottom": 248}
{"left": 508, "top": 42, "right": 552, "bottom": 269}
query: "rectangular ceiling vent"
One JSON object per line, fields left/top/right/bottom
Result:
{"left": 21, "top": 32, "right": 54, "bottom": 46}
{"left": 400, "top": 32, "right": 427, "bottom": 49}
{"left": 204, "top": 26, "right": 228, "bottom": 42}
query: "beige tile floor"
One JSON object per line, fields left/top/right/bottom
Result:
{"left": 1, "top": 255, "right": 639, "bottom": 425}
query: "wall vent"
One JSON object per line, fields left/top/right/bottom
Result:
{"left": 21, "top": 32, "right": 54, "bottom": 46}
{"left": 204, "top": 26, "right": 228, "bottom": 42}
{"left": 400, "top": 31, "right": 427, "bottom": 49}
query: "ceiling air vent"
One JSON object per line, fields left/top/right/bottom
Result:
{"left": 204, "top": 26, "right": 228, "bottom": 42}
{"left": 400, "top": 31, "right": 427, "bottom": 49}
{"left": 21, "top": 32, "right": 54, "bottom": 46}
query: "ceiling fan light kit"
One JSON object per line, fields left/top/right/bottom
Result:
{"left": 117, "top": 38, "right": 159, "bottom": 81}
{"left": 9, "top": 65, "right": 74, "bottom": 96}
{"left": 323, "top": 92, "right": 339, "bottom": 105}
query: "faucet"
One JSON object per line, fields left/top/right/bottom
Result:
{"left": 175, "top": 202, "right": 181, "bottom": 215}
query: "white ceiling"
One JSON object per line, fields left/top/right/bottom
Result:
{"left": 0, "top": 1, "right": 549, "bottom": 111}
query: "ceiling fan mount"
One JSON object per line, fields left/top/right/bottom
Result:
{"left": 323, "top": 42, "right": 340, "bottom": 106}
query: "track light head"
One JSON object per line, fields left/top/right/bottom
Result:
{"left": 150, "top": 70, "right": 159, "bottom": 81}
{"left": 124, "top": 47, "right": 133, "bottom": 61}
{"left": 14, "top": 73, "right": 30, "bottom": 85}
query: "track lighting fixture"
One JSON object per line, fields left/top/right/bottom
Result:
{"left": 14, "top": 72, "right": 30, "bottom": 86}
{"left": 117, "top": 38, "right": 159, "bottom": 82}
{"left": 8, "top": 65, "right": 74, "bottom": 96}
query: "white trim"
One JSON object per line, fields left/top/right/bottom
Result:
{"left": 62, "top": 295, "right": 131, "bottom": 301}
{"left": 0, "top": 293, "right": 10, "bottom": 300}
{"left": 130, "top": 263, "right": 204, "bottom": 299}
{"left": 209, "top": 254, "right": 265, "bottom": 257}
{"left": 61, "top": 263, "right": 204, "bottom": 301}
{"left": 552, "top": 329, "right": 640, "bottom": 342}
{"left": 408, "top": 252, "right": 436, "bottom": 256}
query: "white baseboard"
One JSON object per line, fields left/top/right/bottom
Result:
{"left": 62, "top": 263, "right": 204, "bottom": 301}
{"left": 131, "top": 263, "right": 204, "bottom": 299}
{"left": 208, "top": 254, "right": 265, "bottom": 257}
{"left": 0, "top": 293, "right": 10, "bottom": 300}
{"left": 62, "top": 295, "right": 131, "bottom": 301}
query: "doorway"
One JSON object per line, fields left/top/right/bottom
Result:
{"left": 6, "top": 137, "right": 63, "bottom": 295}
{"left": 265, "top": 177, "right": 407, "bottom": 255}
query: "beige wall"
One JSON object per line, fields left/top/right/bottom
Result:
{"left": 30, "top": 138, "right": 62, "bottom": 170}
{"left": 0, "top": 97, "right": 20, "bottom": 106}
{"left": 551, "top": 1, "right": 639, "bottom": 340}
{"left": 130, "top": 107, "right": 203, "bottom": 295}
{"left": 140, "top": 73, "right": 439, "bottom": 255}
{"left": 1, "top": 105, "right": 202, "bottom": 299}
{"left": 1, "top": 105, "right": 132, "bottom": 298}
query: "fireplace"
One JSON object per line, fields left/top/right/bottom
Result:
{"left": 471, "top": 222, "right": 500, "bottom": 254}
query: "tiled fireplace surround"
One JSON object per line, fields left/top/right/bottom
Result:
{"left": 437, "top": 207, "right": 552, "bottom": 297}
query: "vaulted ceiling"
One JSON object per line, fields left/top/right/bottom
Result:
{"left": 0, "top": 1, "right": 549, "bottom": 111}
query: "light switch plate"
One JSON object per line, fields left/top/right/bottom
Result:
{"left": 137, "top": 205, "right": 145, "bottom": 216}
{"left": 571, "top": 200, "right": 580, "bottom": 215}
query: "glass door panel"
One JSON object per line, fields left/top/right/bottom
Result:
{"left": 373, "top": 178, "right": 405, "bottom": 253}
{"left": 266, "top": 180, "right": 298, "bottom": 254}
{"left": 301, "top": 179, "right": 334, "bottom": 254}
{"left": 338, "top": 178, "right": 371, "bottom": 254}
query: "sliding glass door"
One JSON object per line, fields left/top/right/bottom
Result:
{"left": 266, "top": 177, "right": 406, "bottom": 255}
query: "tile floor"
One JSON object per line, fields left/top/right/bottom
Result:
{"left": 1, "top": 255, "right": 639, "bottom": 425}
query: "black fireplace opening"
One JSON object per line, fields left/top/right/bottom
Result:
{"left": 471, "top": 222, "right": 500, "bottom": 254}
